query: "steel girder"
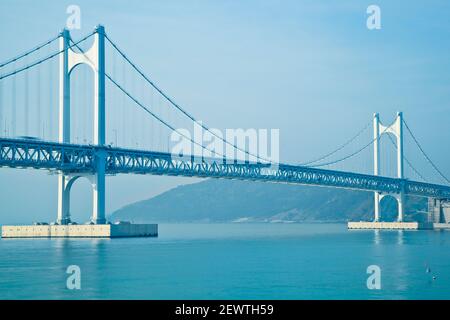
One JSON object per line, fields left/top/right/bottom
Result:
{"left": 0, "top": 138, "right": 94, "bottom": 172}
{"left": 1, "top": 137, "right": 450, "bottom": 200}
{"left": 105, "top": 147, "right": 450, "bottom": 199}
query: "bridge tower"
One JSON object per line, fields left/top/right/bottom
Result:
{"left": 57, "top": 25, "right": 106, "bottom": 225}
{"left": 373, "top": 112, "right": 405, "bottom": 222}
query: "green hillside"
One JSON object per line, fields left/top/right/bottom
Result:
{"left": 110, "top": 179, "right": 428, "bottom": 223}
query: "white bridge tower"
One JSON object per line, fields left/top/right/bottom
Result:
{"left": 373, "top": 112, "right": 405, "bottom": 222}
{"left": 57, "top": 25, "right": 106, "bottom": 225}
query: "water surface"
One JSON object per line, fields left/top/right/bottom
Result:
{"left": 0, "top": 223, "right": 449, "bottom": 299}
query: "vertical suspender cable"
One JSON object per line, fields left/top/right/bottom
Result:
{"left": 37, "top": 62, "right": 41, "bottom": 138}
{"left": 48, "top": 50, "right": 53, "bottom": 141}
{"left": 25, "top": 57, "right": 29, "bottom": 136}
{"left": 12, "top": 62, "right": 16, "bottom": 137}
{"left": 122, "top": 57, "right": 126, "bottom": 147}
{"left": 0, "top": 68, "right": 3, "bottom": 136}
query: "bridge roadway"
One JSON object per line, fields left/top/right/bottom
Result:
{"left": 1, "top": 137, "right": 449, "bottom": 200}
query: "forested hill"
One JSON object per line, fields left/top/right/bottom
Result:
{"left": 110, "top": 179, "right": 427, "bottom": 223}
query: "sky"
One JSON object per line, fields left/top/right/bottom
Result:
{"left": 0, "top": 0, "right": 450, "bottom": 224}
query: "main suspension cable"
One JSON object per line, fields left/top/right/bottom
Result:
{"left": 310, "top": 125, "right": 390, "bottom": 168}
{"left": 403, "top": 119, "right": 450, "bottom": 184}
{"left": 0, "top": 32, "right": 95, "bottom": 81}
{"left": 0, "top": 33, "right": 60, "bottom": 69}
{"left": 299, "top": 121, "right": 371, "bottom": 166}
{"left": 385, "top": 133, "right": 427, "bottom": 182}
{"left": 69, "top": 36, "right": 228, "bottom": 159}
{"left": 106, "top": 73, "right": 228, "bottom": 158}
{"left": 104, "top": 33, "right": 272, "bottom": 164}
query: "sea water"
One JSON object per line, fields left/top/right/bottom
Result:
{"left": 0, "top": 223, "right": 449, "bottom": 299}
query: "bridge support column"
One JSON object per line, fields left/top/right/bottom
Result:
{"left": 90, "top": 151, "right": 106, "bottom": 224}
{"left": 57, "top": 174, "right": 71, "bottom": 225}
{"left": 397, "top": 191, "right": 405, "bottom": 222}
{"left": 57, "top": 29, "right": 71, "bottom": 225}
{"left": 373, "top": 113, "right": 381, "bottom": 222}
{"left": 374, "top": 192, "right": 381, "bottom": 222}
{"left": 396, "top": 112, "right": 405, "bottom": 222}
{"left": 92, "top": 25, "right": 106, "bottom": 224}
{"left": 93, "top": 25, "right": 106, "bottom": 146}
{"left": 58, "top": 29, "right": 70, "bottom": 143}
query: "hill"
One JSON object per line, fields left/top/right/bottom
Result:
{"left": 110, "top": 179, "right": 428, "bottom": 223}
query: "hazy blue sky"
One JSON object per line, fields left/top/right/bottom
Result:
{"left": 0, "top": 0, "right": 449, "bottom": 223}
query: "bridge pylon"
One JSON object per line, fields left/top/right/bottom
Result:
{"left": 373, "top": 112, "right": 405, "bottom": 222}
{"left": 56, "top": 25, "right": 106, "bottom": 225}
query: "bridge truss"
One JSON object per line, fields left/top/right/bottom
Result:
{"left": 1, "top": 137, "right": 449, "bottom": 200}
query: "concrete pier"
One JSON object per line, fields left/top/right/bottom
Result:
{"left": 348, "top": 221, "right": 433, "bottom": 230}
{"left": 1, "top": 223, "right": 158, "bottom": 238}
{"left": 433, "top": 223, "right": 450, "bottom": 230}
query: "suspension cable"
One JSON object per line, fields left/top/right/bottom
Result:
{"left": 0, "top": 32, "right": 95, "bottom": 81}
{"left": 104, "top": 33, "right": 272, "bottom": 164}
{"left": 69, "top": 36, "right": 228, "bottom": 159}
{"left": 0, "top": 33, "right": 60, "bottom": 69}
{"left": 106, "top": 73, "right": 227, "bottom": 158}
{"left": 300, "top": 121, "right": 371, "bottom": 166}
{"left": 310, "top": 125, "right": 391, "bottom": 168}
{"left": 385, "top": 133, "right": 428, "bottom": 182}
{"left": 403, "top": 119, "right": 450, "bottom": 184}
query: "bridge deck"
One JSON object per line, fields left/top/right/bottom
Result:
{"left": 1, "top": 137, "right": 450, "bottom": 200}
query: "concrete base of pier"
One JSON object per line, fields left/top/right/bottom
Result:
{"left": 348, "top": 221, "right": 433, "bottom": 230}
{"left": 433, "top": 223, "right": 450, "bottom": 230}
{"left": 0, "top": 223, "right": 158, "bottom": 238}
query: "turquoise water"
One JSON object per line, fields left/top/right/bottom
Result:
{"left": 0, "top": 223, "right": 449, "bottom": 299}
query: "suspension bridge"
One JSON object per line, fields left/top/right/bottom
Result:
{"left": 0, "top": 25, "right": 449, "bottom": 229}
